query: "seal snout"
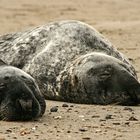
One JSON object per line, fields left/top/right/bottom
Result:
{"left": 0, "top": 65, "right": 46, "bottom": 121}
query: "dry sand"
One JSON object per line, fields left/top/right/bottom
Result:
{"left": 0, "top": 0, "right": 140, "bottom": 139}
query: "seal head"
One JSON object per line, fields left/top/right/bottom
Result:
{"left": 0, "top": 60, "right": 46, "bottom": 121}
{"left": 60, "top": 53, "right": 140, "bottom": 105}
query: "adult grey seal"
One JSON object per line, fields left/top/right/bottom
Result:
{"left": 0, "top": 20, "right": 139, "bottom": 105}
{"left": 0, "top": 60, "right": 46, "bottom": 121}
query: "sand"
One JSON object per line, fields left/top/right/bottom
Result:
{"left": 0, "top": 0, "right": 140, "bottom": 139}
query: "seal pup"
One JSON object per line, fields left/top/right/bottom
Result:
{"left": 0, "top": 60, "right": 46, "bottom": 121}
{"left": 0, "top": 20, "right": 139, "bottom": 105}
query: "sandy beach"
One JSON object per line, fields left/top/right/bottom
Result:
{"left": 0, "top": 0, "right": 140, "bottom": 139}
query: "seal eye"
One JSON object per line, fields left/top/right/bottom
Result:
{"left": 99, "top": 65, "right": 113, "bottom": 81}
{"left": 87, "top": 68, "right": 96, "bottom": 76}
{"left": 21, "top": 75, "right": 27, "bottom": 79}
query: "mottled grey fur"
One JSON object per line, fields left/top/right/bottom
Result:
{"left": 0, "top": 20, "right": 139, "bottom": 105}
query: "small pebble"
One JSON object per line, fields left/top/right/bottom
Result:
{"left": 67, "top": 108, "right": 72, "bottom": 112}
{"left": 82, "top": 137, "right": 91, "bottom": 140}
{"left": 99, "top": 119, "right": 106, "bottom": 122}
{"left": 92, "top": 115, "right": 100, "bottom": 118}
{"left": 79, "top": 128, "right": 88, "bottom": 132}
{"left": 124, "top": 107, "right": 133, "bottom": 112}
{"left": 105, "top": 114, "right": 113, "bottom": 119}
{"left": 6, "top": 129, "right": 12, "bottom": 133}
{"left": 20, "top": 128, "right": 30, "bottom": 136}
{"left": 67, "top": 130, "right": 71, "bottom": 133}
{"left": 50, "top": 106, "right": 58, "bottom": 112}
{"left": 95, "top": 129, "right": 102, "bottom": 133}
{"left": 31, "top": 127, "right": 36, "bottom": 132}
{"left": 125, "top": 122, "right": 130, "bottom": 125}
{"left": 128, "top": 116, "right": 138, "bottom": 121}
{"left": 79, "top": 115, "right": 84, "bottom": 118}
{"left": 82, "top": 119, "right": 85, "bottom": 121}
{"left": 62, "top": 104, "right": 69, "bottom": 107}
{"left": 113, "top": 122, "right": 121, "bottom": 125}
{"left": 128, "top": 58, "right": 134, "bottom": 62}
{"left": 54, "top": 116, "right": 62, "bottom": 119}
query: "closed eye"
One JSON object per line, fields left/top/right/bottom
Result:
{"left": 87, "top": 68, "right": 97, "bottom": 76}
{"left": 21, "top": 75, "right": 27, "bottom": 79}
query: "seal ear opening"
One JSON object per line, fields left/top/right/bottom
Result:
{"left": 0, "top": 59, "right": 7, "bottom": 66}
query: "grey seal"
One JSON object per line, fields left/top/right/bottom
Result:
{"left": 0, "top": 60, "right": 46, "bottom": 121}
{"left": 0, "top": 20, "right": 139, "bottom": 105}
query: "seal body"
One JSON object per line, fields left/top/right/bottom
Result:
{"left": 0, "top": 61, "right": 46, "bottom": 121}
{"left": 0, "top": 20, "right": 139, "bottom": 105}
